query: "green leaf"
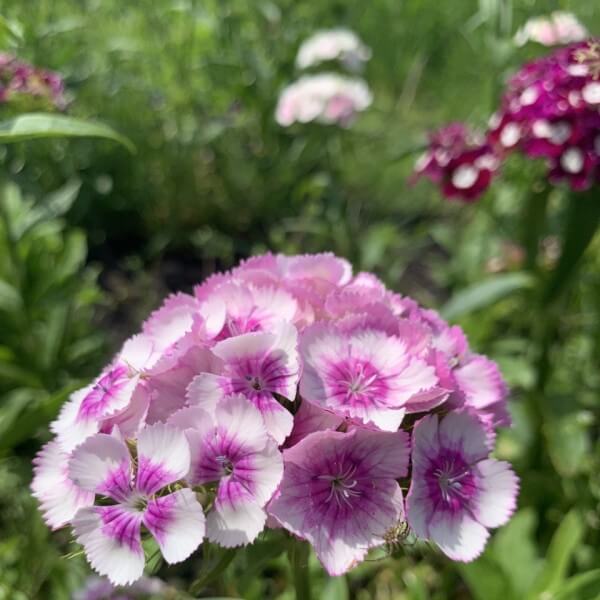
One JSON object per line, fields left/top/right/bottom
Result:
{"left": 0, "top": 279, "right": 22, "bottom": 313}
{"left": 552, "top": 569, "right": 600, "bottom": 600}
{"left": 15, "top": 179, "right": 81, "bottom": 239}
{"left": 546, "top": 413, "right": 592, "bottom": 477}
{"left": 491, "top": 509, "right": 541, "bottom": 596}
{"left": 0, "top": 113, "right": 135, "bottom": 152}
{"left": 528, "top": 510, "right": 585, "bottom": 598}
{"left": 0, "top": 15, "right": 23, "bottom": 45}
{"left": 458, "top": 553, "right": 515, "bottom": 600}
{"left": 543, "top": 191, "right": 600, "bottom": 304}
{"left": 440, "top": 272, "right": 534, "bottom": 320}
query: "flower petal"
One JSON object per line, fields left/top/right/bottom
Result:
{"left": 68, "top": 434, "right": 132, "bottom": 501}
{"left": 207, "top": 481, "right": 267, "bottom": 547}
{"left": 136, "top": 423, "right": 191, "bottom": 495}
{"left": 428, "top": 511, "right": 489, "bottom": 562}
{"left": 73, "top": 506, "right": 144, "bottom": 586}
{"left": 474, "top": 459, "right": 519, "bottom": 528}
{"left": 31, "top": 440, "right": 94, "bottom": 529}
{"left": 143, "top": 489, "right": 205, "bottom": 563}
{"left": 438, "top": 411, "right": 491, "bottom": 462}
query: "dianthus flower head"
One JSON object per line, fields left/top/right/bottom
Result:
{"left": 514, "top": 12, "right": 588, "bottom": 47}
{"left": 275, "top": 73, "right": 372, "bottom": 127}
{"left": 296, "top": 29, "right": 372, "bottom": 71}
{"left": 268, "top": 427, "right": 409, "bottom": 575}
{"left": 32, "top": 252, "right": 517, "bottom": 583}
{"left": 488, "top": 38, "right": 600, "bottom": 190}
{"left": 406, "top": 412, "right": 518, "bottom": 561}
{"left": 412, "top": 123, "right": 500, "bottom": 201}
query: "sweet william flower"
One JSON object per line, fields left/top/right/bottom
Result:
{"left": 32, "top": 251, "right": 518, "bottom": 583}
{"left": 406, "top": 412, "right": 518, "bottom": 561}
{"left": 170, "top": 394, "right": 283, "bottom": 547}
{"left": 69, "top": 424, "right": 205, "bottom": 585}
{"left": 412, "top": 123, "right": 499, "bottom": 202}
{"left": 275, "top": 73, "right": 372, "bottom": 127}
{"left": 51, "top": 334, "right": 161, "bottom": 452}
{"left": 187, "top": 322, "right": 300, "bottom": 443}
{"left": 514, "top": 12, "right": 588, "bottom": 47}
{"left": 299, "top": 322, "right": 442, "bottom": 431}
{"left": 296, "top": 29, "right": 371, "bottom": 71}
{"left": 268, "top": 427, "right": 409, "bottom": 575}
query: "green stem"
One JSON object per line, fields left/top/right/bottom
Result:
{"left": 189, "top": 548, "right": 236, "bottom": 597}
{"left": 521, "top": 184, "right": 549, "bottom": 272}
{"left": 542, "top": 191, "right": 600, "bottom": 305}
{"left": 289, "top": 540, "right": 311, "bottom": 600}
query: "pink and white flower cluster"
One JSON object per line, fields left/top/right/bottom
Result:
{"left": 275, "top": 74, "right": 372, "bottom": 127}
{"left": 276, "top": 28, "right": 372, "bottom": 127}
{"left": 296, "top": 29, "right": 372, "bottom": 71}
{"left": 0, "top": 53, "right": 66, "bottom": 110}
{"left": 414, "top": 38, "right": 600, "bottom": 200}
{"left": 32, "top": 252, "right": 518, "bottom": 582}
{"left": 514, "top": 12, "right": 588, "bottom": 47}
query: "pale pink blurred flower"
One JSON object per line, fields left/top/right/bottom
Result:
{"left": 296, "top": 29, "right": 371, "bottom": 71}
{"left": 515, "top": 12, "right": 588, "bottom": 47}
{"left": 275, "top": 74, "right": 372, "bottom": 127}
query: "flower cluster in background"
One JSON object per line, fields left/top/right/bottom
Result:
{"left": 32, "top": 252, "right": 518, "bottom": 583}
{"left": 275, "top": 74, "right": 372, "bottom": 127}
{"left": 276, "top": 29, "right": 372, "bottom": 127}
{"left": 295, "top": 28, "right": 372, "bottom": 71}
{"left": 411, "top": 123, "right": 499, "bottom": 201}
{"left": 0, "top": 53, "right": 66, "bottom": 111}
{"left": 414, "top": 38, "right": 600, "bottom": 200}
{"left": 514, "top": 11, "right": 588, "bottom": 47}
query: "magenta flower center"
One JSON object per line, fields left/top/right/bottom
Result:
{"left": 245, "top": 374, "right": 264, "bottom": 392}
{"left": 426, "top": 452, "right": 477, "bottom": 512}
{"left": 327, "top": 359, "right": 387, "bottom": 407}
{"left": 215, "top": 454, "right": 234, "bottom": 476}
{"left": 317, "top": 462, "right": 361, "bottom": 508}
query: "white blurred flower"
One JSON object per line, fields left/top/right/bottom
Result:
{"left": 275, "top": 73, "right": 372, "bottom": 127}
{"left": 296, "top": 29, "right": 371, "bottom": 71}
{"left": 514, "top": 12, "right": 588, "bottom": 47}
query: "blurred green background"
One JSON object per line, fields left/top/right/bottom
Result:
{"left": 1, "top": 0, "right": 600, "bottom": 598}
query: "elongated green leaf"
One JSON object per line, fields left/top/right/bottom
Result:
{"left": 0, "top": 279, "right": 22, "bottom": 313}
{"left": 492, "top": 509, "right": 541, "bottom": 597}
{"left": 0, "top": 15, "right": 23, "bottom": 44}
{"left": 441, "top": 272, "right": 533, "bottom": 320}
{"left": 528, "top": 510, "right": 584, "bottom": 598}
{"left": 552, "top": 569, "right": 600, "bottom": 600}
{"left": 459, "top": 554, "right": 515, "bottom": 600}
{"left": 0, "top": 113, "right": 135, "bottom": 152}
{"left": 15, "top": 179, "right": 81, "bottom": 240}
{"left": 543, "top": 191, "right": 600, "bottom": 304}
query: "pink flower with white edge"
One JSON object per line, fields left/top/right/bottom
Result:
{"left": 69, "top": 424, "right": 205, "bottom": 585}
{"left": 31, "top": 439, "right": 94, "bottom": 529}
{"left": 406, "top": 412, "right": 518, "bottom": 562}
{"left": 51, "top": 334, "right": 161, "bottom": 452}
{"left": 299, "top": 323, "right": 440, "bottom": 431}
{"left": 195, "top": 279, "right": 299, "bottom": 340}
{"left": 514, "top": 12, "right": 588, "bottom": 47}
{"left": 187, "top": 322, "right": 299, "bottom": 444}
{"left": 268, "top": 427, "right": 409, "bottom": 575}
{"left": 170, "top": 394, "right": 283, "bottom": 547}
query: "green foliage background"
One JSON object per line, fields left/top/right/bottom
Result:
{"left": 1, "top": 0, "right": 600, "bottom": 598}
